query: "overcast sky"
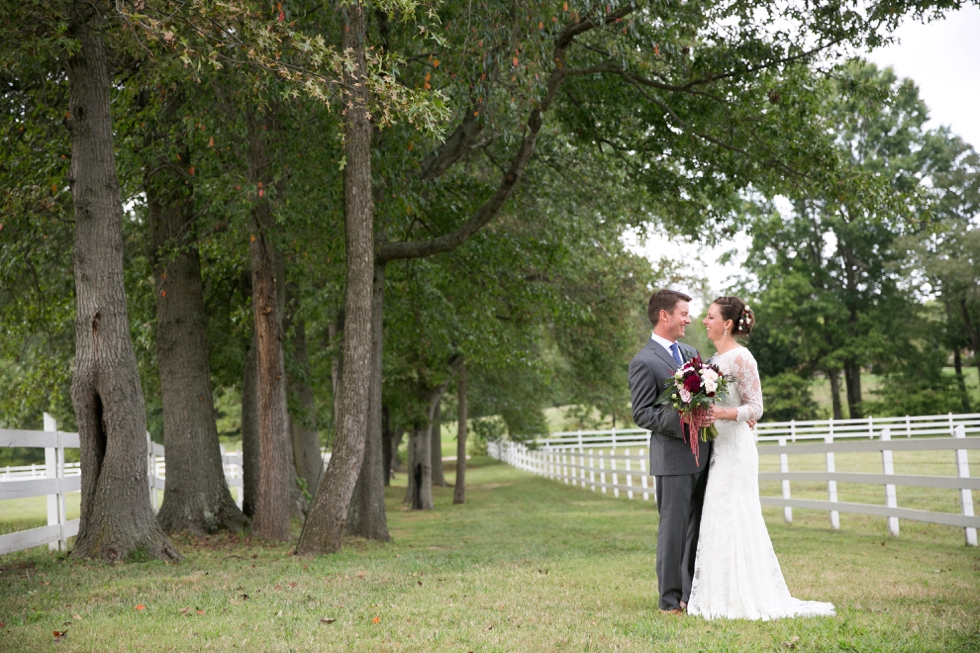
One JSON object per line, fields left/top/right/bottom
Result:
{"left": 630, "top": 6, "right": 980, "bottom": 313}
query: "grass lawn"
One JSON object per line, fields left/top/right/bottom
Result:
{"left": 2, "top": 458, "right": 979, "bottom": 652}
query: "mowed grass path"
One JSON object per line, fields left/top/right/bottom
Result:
{"left": 1, "top": 458, "right": 979, "bottom": 652}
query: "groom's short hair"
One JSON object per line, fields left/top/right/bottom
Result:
{"left": 648, "top": 289, "right": 692, "bottom": 326}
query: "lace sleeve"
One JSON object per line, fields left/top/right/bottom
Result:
{"left": 729, "top": 349, "right": 763, "bottom": 422}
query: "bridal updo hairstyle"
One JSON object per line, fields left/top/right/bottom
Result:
{"left": 713, "top": 296, "right": 755, "bottom": 337}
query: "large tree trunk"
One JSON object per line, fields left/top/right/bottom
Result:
{"left": 843, "top": 360, "right": 863, "bottom": 419}
{"left": 241, "top": 338, "right": 259, "bottom": 518}
{"left": 296, "top": 2, "right": 375, "bottom": 554}
{"left": 246, "top": 114, "right": 291, "bottom": 541}
{"left": 285, "top": 290, "right": 323, "bottom": 497}
{"left": 405, "top": 422, "right": 433, "bottom": 510}
{"left": 453, "top": 361, "right": 467, "bottom": 505}
{"left": 145, "top": 95, "right": 244, "bottom": 536}
{"left": 828, "top": 369, "right": 843, "bottom": 420}
{"left": 381, "top": 407, "right": 393, "bottom": 486}
{"left": 66, "top": 5, "right": 178, "bottom": 561}
{"left": 431, "top": 396, "right": 446, "bottom": 487}
{"left": 345, "top": 261, "right": 390, "bottom": 540}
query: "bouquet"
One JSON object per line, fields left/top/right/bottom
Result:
{"left": 654, "top": 356, "right": 729, "bottom": 466}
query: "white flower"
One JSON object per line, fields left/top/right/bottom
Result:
{"left": 704, "top": 379, "right": 717, "bottom": 394}
{"left": 679, "top": 388, "right": 692, "bottom": 403}
{"left": 703, "top": 368, "right": 719, "bottom": 383}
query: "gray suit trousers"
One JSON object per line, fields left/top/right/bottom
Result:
{"left": 655, "top": 466, "right": 709, "bottom": 610}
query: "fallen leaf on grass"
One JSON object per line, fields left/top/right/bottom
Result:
{"left": 72, "top": 615, "right": 81, "bottom": 621}
{"left": 197, "top": 610, "right": 205, "bottom": 615}
{"left": 53, "top": 629, "right": 68, "bottom": 643}
{"left": 372, "top": 616, "right": 380, "bottom": 624}
{"left": 135, "top": 604, "right": 146, "bottom": 611}
{"left": 485, "top": 624, "right": 494, "bottom": 631}
{"left": 320, "top": 617, "right": 337, "bottom": 624}
{"left": 783, "top": 636, "right": 800, "bottom": 649}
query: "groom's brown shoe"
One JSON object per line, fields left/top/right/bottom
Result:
{"left": 660, "top": 608, "right": 683, "bottom": 615}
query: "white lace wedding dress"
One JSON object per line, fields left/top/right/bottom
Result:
{"left": 687, "top": 347, "right": 835, "bottom": 620}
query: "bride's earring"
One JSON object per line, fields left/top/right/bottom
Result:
{"left": 723, "top": 327, "right": 728, "bottom": 338}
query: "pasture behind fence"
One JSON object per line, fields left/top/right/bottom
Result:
{"left": 0, "top": 414, "right": 246, "bottom": 556}
{"left": 491, "top": 412, "right": 979, "bottom": 546}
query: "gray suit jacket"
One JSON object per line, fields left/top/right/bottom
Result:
{"left": 628, "top": 338, "right": 711, "bottom": 476}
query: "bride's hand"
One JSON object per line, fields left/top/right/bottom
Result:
{"left": 710, "top": 404, "right": 727, "bottom": 422}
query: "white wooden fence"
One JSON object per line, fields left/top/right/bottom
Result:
{"left": 490, "top": 412, "right": 979, "bottom": 546}
{"left": 0, "top": 414, "right": 245, "bottom": 556}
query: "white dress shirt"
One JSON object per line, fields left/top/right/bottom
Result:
{"left": 651, "top": 332, "right": 679, "bottom": 358}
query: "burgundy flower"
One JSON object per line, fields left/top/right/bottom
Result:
{"left": 683, "top": 373, "right": 701, "bottom": 393}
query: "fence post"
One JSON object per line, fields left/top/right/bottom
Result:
{"left": 578, "top": 447, "right": 585, "bottom": 487}
{"left": 625, "top": 449, "right": 633, "bottom": 499}
{"left": 881, "top": 427, "right": 899, "bottom": 537}
{"left": 599, "top": 454, "right": 607, "bottom": 494}
{"left": 44, "top": 413, "right": 62, "bottom": 551}
{"left": 589, "top": 450, "right": 596, "bottom": 492}
{"left": 790, "top": 419, "right": 796, "bottom": 443}
{"left": 953, "top": 425, "right": 977, "bottom": 547}
{"left": 611, "top": 453, "right": 619, "bottom": 498}
{"left": 577, "top": 429, "right": 583, "bottom": 450}
{"left": 826, "top": 431, "right": 839, "bottom": 529}
{"left": 779, "top": 437, "right": 792, "bottom": 523}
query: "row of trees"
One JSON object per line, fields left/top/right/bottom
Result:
{"left": 1, "top": 0, "right": 972, "bottom": 561}
{"left": 741, "top": 62, "right": 980, "bottom": 421}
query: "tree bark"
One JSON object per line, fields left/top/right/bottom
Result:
{"left": 843, "top": 360, "right": 863, "bottom": 419}
{"left": 146, "top": 130, "right": 244, "bottom": 536}
{"left": 405, "top": 421, "right": 433, "bottom": 510}
{"left": 381, "top": 406, "right": 393, "bottom": 486}
{"left": 246, "top": 114, "right": 291, "bottom": 541}
{"left": 241, "top": 338, "right": 259, "bottom": 519}
{"left": 345, "top": 261, "right": 390, "bottom": 541}
{"left": 453, "top": 361, "right": 467, "bottom": 505}
{"left": 66, "top": 4, "right": 178, "bottom": 561}
{"left": 285, "top": 290, "right": 322, "bottom": 497}
{"left": 296, "top": 1, "right": 375, "bottom": 554}
{"left": 390, "top": 426, "right": 405, "bottom": 473}
{"left": 431, "top": 396, "right": 446, "bottom": 486}
{"left": 828, "top": 369, "right": 843, "bottom": 420}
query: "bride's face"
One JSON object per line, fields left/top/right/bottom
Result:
{"left": 702, "top": 304, "right": 731, "bottom": 342}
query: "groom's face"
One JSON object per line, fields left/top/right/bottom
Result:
{"left": 661, "top": 300, "right": 691, "bottom": 341}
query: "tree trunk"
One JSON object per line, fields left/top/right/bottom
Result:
{"left": 405, "top": 422, "right": 433, "bottom": 510}
{"left": 453, "top": 361, "right": 467, "bottom": 505}
{"left": 327, "top": 308, "right": 344, "bottom": 433}
{"left": 285, "top": 291, "right": 322, "bottom": 497}
{"left": 241, "top": 338, "right": 259, "bottom": 519}
{"left": 381, "top": 406, "right": 393, "bottom": 487}
{"left": 345, "top": 261, "right": 390, "bottom": 541}
{"left": 843, "top": 360, "right": 863, "bottom": 419}
{"left": 66, "top": 5, "right": 178, "bottom": 561}
{"left": 146, "top": 131, "right": 244, "bottom": 536}
{"left": 431, "top": 396, "right": 446, "bottom": 486}
{"left": 296, "top": 2, "right": 375, "bottom": 554}
{"left": 246, "top": 114, "right": 292, "bottom": 541}
{"left": 390, "top": 427, "right": 405, "bottom": 473}
{"left": 828, "top": 369, "right": 843, "bottom": 420}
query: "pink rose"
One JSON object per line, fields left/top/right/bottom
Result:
{"left": 679, "top": 387, "right": 692, "bottom": 403}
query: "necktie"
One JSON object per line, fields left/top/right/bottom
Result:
{"left": 670, "top": 342, "right": 683, "bottom": 365}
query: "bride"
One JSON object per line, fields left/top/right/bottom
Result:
{"left": 686, "top": 296, "right": 835, "bottom": 620}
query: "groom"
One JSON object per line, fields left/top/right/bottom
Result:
{"left": 628, "top": 289, "right": 712, "bottom": 615}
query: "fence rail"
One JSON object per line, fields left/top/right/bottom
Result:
{"left": 0, "top": 414, "right": 245, "bottom": 556}
{"left": 490, "top": 412, "right": 978, "bottom": 547}
{"left": 532, "top": 412, "right": 980, "bottom": 449}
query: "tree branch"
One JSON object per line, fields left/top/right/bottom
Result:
{"left": 380, "top": 6, "right": 637, "bottom": 262}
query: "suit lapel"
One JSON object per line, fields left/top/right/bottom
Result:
{"left": 648, "top": 339, "right": 679, "bottom": 370}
